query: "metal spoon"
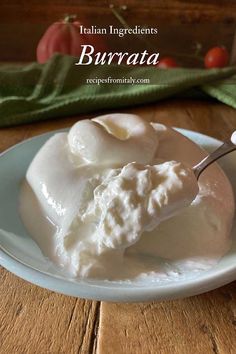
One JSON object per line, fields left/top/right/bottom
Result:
{"left": 193, "top": 131, "right": 236, "bottom": 180}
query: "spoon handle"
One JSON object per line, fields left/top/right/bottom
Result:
{"left": 193, "top": 133, "right": 236, "bottom": 180}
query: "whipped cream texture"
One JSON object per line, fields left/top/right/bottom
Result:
{"left": 77, "top": 161, "right": 198, "bottom": 250}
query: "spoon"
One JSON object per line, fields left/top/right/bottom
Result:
{"left": 193, "top": 131, "right": 236, "bottom": 180}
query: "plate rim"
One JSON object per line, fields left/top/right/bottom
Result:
{"left": 1, "top": 127, "right": 236, "bottom": 302}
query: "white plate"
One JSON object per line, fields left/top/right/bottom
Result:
{"left": 0, "top": 128, "right": 236, "bottom": 302}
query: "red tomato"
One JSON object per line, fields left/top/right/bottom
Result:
{"left": 37, "top": 15, "right": 106, "bottom": 63}
{"left": 204, "top": 47, "right": 229, "bottom": 69}
{"left": 157, "top": 57, "right": 178, "bottom": 68}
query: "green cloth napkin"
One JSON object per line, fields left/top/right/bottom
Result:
{"left": 0, "top": 54, "right": 236, "bottom": 127}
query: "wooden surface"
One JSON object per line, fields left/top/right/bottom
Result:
{"left": 1, "top": 99, "right": 236, "bottom": 353}
{"left": 1, "top": 1, "right": 236, "bottom": 64}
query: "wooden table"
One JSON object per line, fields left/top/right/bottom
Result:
{"left": 1, "top": 99, "right": 236, "bottom": 354}
{"left": 1, "top": 0, "right": 236, "bottom": 65}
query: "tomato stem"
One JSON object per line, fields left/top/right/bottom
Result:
{"left": 110, "top": 5, "right": 130, "bottom": 30}
{"left": 64, "top": 14, "right": 77, "bottom": 23}
{"left": 110, "top": 5, "right": 156, "bottom": 52}
{"left": 110, "top": 6, "right": 205, "bottom": 63}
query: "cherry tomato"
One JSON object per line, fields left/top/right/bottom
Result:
{"left": 157, "top": 57, "right": 178, "bottom": 68}
{"left": 204, "top": 46, "right": 229, "bottom": 69}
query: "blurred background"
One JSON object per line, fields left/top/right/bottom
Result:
{"left": 1, "top": 0, "right": 236, "bottom": 67}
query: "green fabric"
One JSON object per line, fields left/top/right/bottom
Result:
{"left": 0, "top": 54, "right": 236, "bottom": 127}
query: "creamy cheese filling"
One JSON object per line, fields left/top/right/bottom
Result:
{"left": 19, "top": 114, "right": 234, "bottom": 280}
{"left": 72, "top": 161, "right": 198, "bottom": 250}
